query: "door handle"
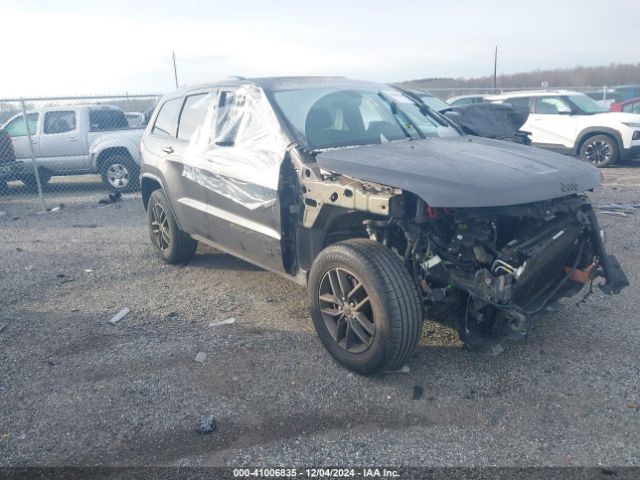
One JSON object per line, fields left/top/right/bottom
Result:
{"left": 66, "top": 136, "right": 79, "bottom": 141}
{"left": 162, "top": 146, "right": 174, "bottom": 154}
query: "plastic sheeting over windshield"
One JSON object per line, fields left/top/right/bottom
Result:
{"left": 182, "top": 85, "right": 287, "bottom": 210}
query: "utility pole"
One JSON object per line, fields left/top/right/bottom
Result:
{"left": 493, "top": 46, "right": 498, "bottom": 92}
{"left": 172, "top": 51, "right": 179, "bottom": 89}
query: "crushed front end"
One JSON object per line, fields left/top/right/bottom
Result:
{"left": 382, "top": 194, "right": 628, "bottom": 353}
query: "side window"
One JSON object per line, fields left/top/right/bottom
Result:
{"left": 505, "top": 97, "right": 530, "bottom": 116}
{"left": 44, "top": 111, "right": 76, "bottom": 134}
{"left": 151, "top": 98, "right": 183, "bottom": 138}
{"left": 177, "top": 93, "right": 210, "bottom": 141}
{"left": 5, "top": 113, "right": 38, "bottom": 137}
{"left": 535, "top": 97, "right": 571, "bottom": 115}
{"left": 634, "top": 103, "right": 640, "bottom": 114}
{"left": 623, "top": 103, "right": 632, "bottom": 113}
{"left": 214, "top": 91, "right": 245, "bottom": 146}
{"left": 90, "top": 110, "right": 128, "bottom": 131}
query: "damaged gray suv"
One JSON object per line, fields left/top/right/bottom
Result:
{"left": 139, "top": 77, "right": 627, "bottom": 374}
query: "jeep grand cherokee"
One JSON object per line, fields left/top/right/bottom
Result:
{"left": 139, "top": 77, "right": 627, "bottom": 374}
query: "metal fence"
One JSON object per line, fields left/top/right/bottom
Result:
{"left": 0, "top": 94, "right": 160, "bottom": 211}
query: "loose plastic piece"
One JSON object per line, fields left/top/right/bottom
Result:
{"left": 109, "top": 307, "right": 130, "bottom": 324}
{"left": 196, "top": 415, "right": 218, "bottom": 434}
{"left": 182, "top": 85, "right": 287, "bottom": 210}
{"left": 194, "top": 352, "right": 207, "bottom": 363}
{"left": 0, "top": 323, "right": 7, "bottom": 334}
{"left": 209, "top": 318, "right": 236, "bottom": 327}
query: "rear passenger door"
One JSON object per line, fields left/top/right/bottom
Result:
{"left": 144, "top": 94, "right": 211, "bottom": 237}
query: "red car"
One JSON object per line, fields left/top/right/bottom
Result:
{"left": 611, "top": 97, "right": 640, "bottom": 114}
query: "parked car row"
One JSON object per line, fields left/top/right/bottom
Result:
{"left": 404, "top": 88, "right": 640, "bottom": 167}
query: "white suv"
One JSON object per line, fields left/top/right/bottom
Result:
{"left": 488, "top": 90, "right": 640, "bottom": 167}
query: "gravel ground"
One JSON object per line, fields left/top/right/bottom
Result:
{"left": 0, "top": 167, "right": 639, "bottom": 469}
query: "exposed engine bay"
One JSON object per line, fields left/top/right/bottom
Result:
{"left": 298, "top": 164, "right": 629, "bottom": 353}
{"left": 387, "top": 194, "right": 627, "bottom": 352}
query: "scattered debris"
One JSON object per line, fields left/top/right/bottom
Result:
{"left": 24, "top": 266, "right": 32, "bottom": 271}
{"left": 47, "top": 359, "right": 57, "bottom": 366}
{"left": 412, "top": 385, "right": 424, "bottom": 400}
{"left": 627, "top": 402, "right": 640, "bottom": 411}
{"left": 194, "top": 352, "right": 207, "bottom": 363}
{"left": 196, "top": 415, "right": 218, "bottom": 434}
{"left": 209, "top": 318, "right": 236, "bottom": 327}
{"left": 72, "top": 224, "right": 98, "bottom": 229}
{"left": 596, "top": 203, "right": 640, "bottom": 211}
{"left": 56, "top": 273, "right": 65, "bottom": 278}
{"left": 48, "top": 204, "right": 64, "bottom": 212}
{"left": 15, "top": 247, "right": 23, "bottom": 252}
{"left": 84, "top": 269, "right": 93, "bottom": 273}
{"left": 0, "top": 324, "right": 7, "bottom": 334}
{"left": 385, "top": 364, "right": 410, "bottom": 374}
{"left": 109, "top": 308, "right": 130, "bottom": 324}
{"left": 99, "top": 192, "right": 122, "bottom": 205}
{"left": 0, "top": 211, "right": 5, "bottom": 217}
{"left": 599, "top": 211, "right": 628, "bottom": 217}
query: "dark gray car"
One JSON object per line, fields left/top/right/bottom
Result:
{"left": 139, "top": 77, "right": 627, "bottom": 374}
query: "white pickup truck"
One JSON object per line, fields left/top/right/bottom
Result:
{"left": 2, "top": 105, "right": 144, "bottom": 192}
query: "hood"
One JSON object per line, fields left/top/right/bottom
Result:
{"left": 591, "top": 111, "right": 640, "bottom": 123}
{"left": 315, "top": 137, "right": 603, "bottom": 208}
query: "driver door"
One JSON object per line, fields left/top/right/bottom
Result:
{"left": 201, "top": 87, "right": 286, "bottom": 273}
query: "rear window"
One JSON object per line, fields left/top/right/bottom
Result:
{"left": 152, "top": 98, "right": 183, "bottom": 138}
{"left": 90, "top": 109, "right": 129, "bottom": 131}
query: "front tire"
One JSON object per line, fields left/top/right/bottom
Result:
{"left": 100, "top": 155, "right": 140, "bottom": 193}
{"left": 308, "top": 239, "right": 423, "bottom": 375}
{"left": 580, "top": 134, "right": 618, "bottom": 168}
{"left": 147, "top": 189, "right": 197, "bottom": 264}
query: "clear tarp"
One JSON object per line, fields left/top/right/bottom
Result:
{"left": 182, "top": 85, "right": 287, "bottom": 209}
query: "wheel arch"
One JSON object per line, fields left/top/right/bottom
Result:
{"left": 95, "top": 146, "right": 134, "bottom": 171}
{"left": 141, "top": 173, "right": 186, "bottom": 231}
{"left": 574, "top": 127, "right": 623, "bottom": 156}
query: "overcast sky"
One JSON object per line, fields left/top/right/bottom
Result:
{"left": 0, "top": 0, "right": 638, "bottom": 97}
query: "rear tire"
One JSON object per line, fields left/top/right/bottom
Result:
{"left": 100, "top": 155, "right": 139, "bottom": 193}
{"left": 579, "top": 134, "right": 618, "bottom": 168}
{"left": 308, "top": 239, "right": 423, "bottom": 374}
{"left": 147, "top": 189, "right": 197, "bottom": 264}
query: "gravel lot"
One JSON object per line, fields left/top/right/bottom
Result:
{"left": 0, "top": 166, "right": 639, "bottom": 469}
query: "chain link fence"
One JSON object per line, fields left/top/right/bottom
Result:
{"left": 0, "top": 94, "right": 160, "bottom": 211}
